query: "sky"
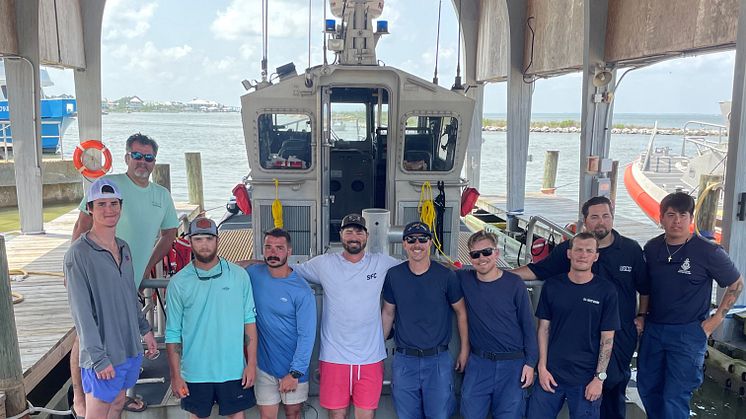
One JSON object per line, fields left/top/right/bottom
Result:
{"left": 44, "top": 0, "right": 738, "bottom": 115}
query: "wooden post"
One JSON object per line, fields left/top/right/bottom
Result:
{"left": 152, "top": 164, "right": 171, "bottom": 192}
{"left": 609, "top": 160, "right": 620, "bottom": 206}
{"left": 540, "top": 150, "right": 559, "bottom": 194}
{"left": 697, "top": 174, "right": 723, "bottom": 238}
{"left": 185, "top": 153, "right": 204, "bottom": 211}
{"left": 0, "top": 237, "right": 27, "bottom": 418}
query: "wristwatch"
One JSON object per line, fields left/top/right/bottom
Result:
{"left": 595, "top": 371, "right": 607, "bottom": 381}
{"left": 289, "top": 370, "right": 303, "bottom": 379}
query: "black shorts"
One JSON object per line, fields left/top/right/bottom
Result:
{"left": 181, "top": 380, "right": 256, "bottom": 418}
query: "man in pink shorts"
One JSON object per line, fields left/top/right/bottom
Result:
{"left": 292, "top": 214, "right": 399, "bottom": 418}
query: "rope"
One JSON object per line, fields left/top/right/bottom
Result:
{"left": 7, "top": 400, "right": 72, "bottom": 419}
{"left": 8, "top": 269, "right": 65, "bottom": 304}
{"left": 693, "top": 181, "right": 723, "bottom": 240}
{"left": 417, "top": 182, "right": 454, "bottom": 264}
{"left": 272, "top": 178, "right": 283, "bottom": 228}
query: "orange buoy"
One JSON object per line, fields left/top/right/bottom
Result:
{"left": 73, "top": 140, "right": 113, "bottom": 179}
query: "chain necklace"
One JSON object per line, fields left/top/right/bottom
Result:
{"left": 665, "top": 237, "right": 689, "bottom": 263}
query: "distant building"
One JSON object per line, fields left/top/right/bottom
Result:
{"left": 127, "top": 96, "right": 144, "bottom": 111}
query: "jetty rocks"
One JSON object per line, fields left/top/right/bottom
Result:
{"left": 481, "top": 125, "right": 727, "bottom": 136}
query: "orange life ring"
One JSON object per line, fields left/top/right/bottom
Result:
{"left": 73, "top": 140, "right": 113, "bottom": 179}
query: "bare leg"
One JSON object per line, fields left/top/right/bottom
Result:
{"left": 354, "top": 407, "right": 375, "bottom": 419}
{"left": 106, "top": 391, "right": 126, "bottom": 419}
{"left": 283, "top": 403, "right": 303, "bottom": 419}
{"left": 84, "top": 392, "right": 112, "bottom": 419}
{"left": 329, "top": 408, "right": 348, "bottom": 419}
{"left": 258, "top": 404, "right": 280, "bottom": 419}
{"left": 71, "top": 337, "right": 86, "bottom": 417}
{"left": 227, "top": 410, "right": 246, "bottom": 419}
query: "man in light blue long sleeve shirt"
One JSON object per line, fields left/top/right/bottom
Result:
{"left": 249, "top": 228, "right": 317, "bottom": 419}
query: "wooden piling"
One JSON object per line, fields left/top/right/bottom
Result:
{"left": 0, "top": 237, "right": 27, "bottom": 418}
{"left": 609, "top": 160, "right": 620, "bottom": 207}
{"left": 540, "top": 150, "right": 559, "bottom": 194}
{"left": 185, "top": 153, "right": 204, "bottom": 212}
{"left": 697, "top": 174, "right": 723, "bottom": 237}
{"left": 152, "top": 163, "right": 171, "bottom": 192}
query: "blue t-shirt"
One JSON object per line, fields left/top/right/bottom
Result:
{"left": 248, "top": 265, "right": 317, "bottom": 382}
{"left": 458, "top": 269, "right": 538, "bottom": 367}
{"left": 643, "top": 234, "right": 740, "bottom": 324}
{"left": 536, "top": 274, "right": 620, "bottom": 386}
{"left": 528, "top": 229, "right": 646, "bottom": 383}
{"left": 382, "top": 261, "right": 463, "bottom": 350}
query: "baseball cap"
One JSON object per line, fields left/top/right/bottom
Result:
{"left": 403, "top": 221, "right": 432, "bottom": 238}
{"left": 189, "top": 217, "right": 218, "bottom": 237}
{"left": 87, "top": 178, "right": 122, "bottom": 203}
{"left": 340, "top": 213, "right": 366, "bottom": 231}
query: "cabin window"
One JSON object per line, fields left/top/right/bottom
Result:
{"left": 402, "top": 115, "right": 458, "bottom": 172}
{"left": 257, "top": 113, "right": 312, "bottom": 170}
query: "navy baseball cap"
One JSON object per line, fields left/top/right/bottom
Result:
{"left": 189, "top": 217, "right": 218, "bottom": 237}
{"left": 403, "top": 221, "right": 432, "bottom": 239}
{"left": 87, "top": 178, "right": 122, "bottom": 203}
{"left": 340, "top": 213, "right": 367, "bottom": 231}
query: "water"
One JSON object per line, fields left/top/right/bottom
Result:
{"left": 61, "top": 112, "right": 743, "bottom": 417}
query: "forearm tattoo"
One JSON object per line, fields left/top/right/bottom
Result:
{"left": 597, "top": 336, "right": 614, "bottom": 372}
{"left": 719, "top": 280, "right": 744, "bottom": 318}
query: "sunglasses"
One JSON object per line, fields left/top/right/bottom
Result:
{"left": 129, "top": 151, "right": 156, "bottom": 162}
{"left": 194, "top": 260, "right": 224, "bottom": 281}
{"left": 469, "top": 247, "right": 495, "bottom": 259}
{"left": 404, "top": 236, "right": 430, "bottom": 244}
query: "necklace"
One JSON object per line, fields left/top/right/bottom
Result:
{"left": 665, "top": 237, "right": 689, "bottom": 263}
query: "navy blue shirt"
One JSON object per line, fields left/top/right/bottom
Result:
{"left": 536, "top": 274, "right": 620, "bottom": 386}
{"left": 528, "top": 229, "right": 646, "bottom": 384}
{"left": 458, "top": 269, "right": 538, "bottom": 367}
{"left": 383, "top": 261, "right": 463, "bottom": 350}
{"left": 643, "top": 234, "right": 740, "bottom": 325}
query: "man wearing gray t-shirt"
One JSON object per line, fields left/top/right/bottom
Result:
{"left": 292, "top": 214, "right": 399, "bottom": 419}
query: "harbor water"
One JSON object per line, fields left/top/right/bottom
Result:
{"left": 60, "top": 112, "right": 744, "bottom": 417}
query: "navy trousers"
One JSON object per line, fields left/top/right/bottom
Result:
{"left": 460, "top": 354, "right": 526, "bottom": 419}
{"left": 392, "top": 351, "right": 455, "bottom": 419}
{"left": 527, "top": 382, "right": 601, "bottom": 419}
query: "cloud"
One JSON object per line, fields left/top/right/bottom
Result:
{"left": 114, "top": 42, "right": 192, "bottom": 73}
{"left": 103, "top": 0, "right": 158, "bottom": 41}
{"left": 211, "top": 0, "right": 310, "bottom": 41}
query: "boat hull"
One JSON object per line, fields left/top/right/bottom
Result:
{"left": 0, "top": 98, "right": 77, "bottom": 152}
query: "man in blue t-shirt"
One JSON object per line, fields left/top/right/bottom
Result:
{"left": 381, "top": 222, "right": 469, "bottom": 419}
{"left": 513, "top": 196, "right": 647, "bottom": 419}
{"left": 527, "top": 232, "right": 620, "bottom": 419}
{"left": 637, "top": 192, "right": 743, "bottom": 419}
{"left": 165, "top": 217, "right": 258, "bottom": 419}
{"left": 248, "top": 228, "right": 317, "bottom": 419}
{"left": 458, "top": 230, "right": 538, "bottom": 419}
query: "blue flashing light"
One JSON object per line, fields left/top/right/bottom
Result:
{"left": 376, "top": 20, "right": 389, "bottom": 34}
{"left": 325, "top": 19, "right": 336, "bottom": 32}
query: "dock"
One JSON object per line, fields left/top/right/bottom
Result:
{"left": 7, "top": 203, "right": 199, "bottom": 394}
{"left": 476, "top": 193, "right": 659, "bottom": 246}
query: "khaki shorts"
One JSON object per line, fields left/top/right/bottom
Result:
{"left": 255, "top": 367, "right": 310, "bottom": 406}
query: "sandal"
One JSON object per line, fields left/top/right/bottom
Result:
{"left": 123, "top": 395, "right": 147, "bottom": 412}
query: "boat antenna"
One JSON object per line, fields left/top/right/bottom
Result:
{"left": 323, "top": 0, "right": 328, "bottom": 65}
{"left": 433, "top": 0, "right": 442, "bottom": 85}
{"left": 261, "top": 0, "right": 269, "bottom": 83}
{"left": 452, "top": 0, "right": 464, "bottom": 91}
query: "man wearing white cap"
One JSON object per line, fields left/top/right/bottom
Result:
{"left": 65, "top": 178, "right": 158, "bottom": 419}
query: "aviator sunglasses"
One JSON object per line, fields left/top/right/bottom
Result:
{"left": 404, "top": 235, "right": 430, "bottom": 244}
{"left": 469, "top": 247, "right": 495, "bottom": 259}
{"left": 129, "top": 151, "right": 156, "bottom": 162}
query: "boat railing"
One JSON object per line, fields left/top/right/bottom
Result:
{"left": 0, "top": 119, "right": 65, "bottom": 160}
{"left": 522, "top": 214, "right": 574, "bottom": 266}
{"left": 681, "top": 120, "right": 728, "bottom": 157}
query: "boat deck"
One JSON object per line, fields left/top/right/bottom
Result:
{"left": 7, "top": 204, "right": 200, "bottom": 394}
{"left": 476, "top": 193, "right": 658, "bottom": 246}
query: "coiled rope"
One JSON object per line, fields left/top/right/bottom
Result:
{"left": 272, "top": 178, "right": 283, "bottom": 228}
{"left": 418, "top": 182, "right": 454, "bottom": 264}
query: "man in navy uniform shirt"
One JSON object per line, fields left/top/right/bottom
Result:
{"left": 527, "top": 232, "right": 620, "bottom": 419}
{"left": 513, "top": 196, "right": 647, "bottom": 419}
{"left": 637, "top": 192, "right": 743, "bottom": 419}
{"left": 458, "top": 230, "right": 538, "bottom": 419}
{"left": 381, "top": 222, "right": 469, "bottom": 419}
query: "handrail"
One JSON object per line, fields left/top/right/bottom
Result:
{"left": 522, "top": 215, "right": 574, "bottom": 265}
{"left": 681, "top": 120, "right": 728, "bottom": 156}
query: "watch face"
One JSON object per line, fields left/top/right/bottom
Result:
{"left": 597, "top": 372, "right": 607, "bottom": 380}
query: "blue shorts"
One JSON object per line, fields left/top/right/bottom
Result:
{"left": 81, "top": 354, "right": 143, "bottom": 403}
{"left": 181, "top": 380, "right": 256, "bottom": 418}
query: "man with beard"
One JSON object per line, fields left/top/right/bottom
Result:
{"left": 291, "top": 214, "right": 400, "bottom": 419}
{"left": 247, "top": 228, "right": 316, "bottom": 419}
{"left": 527, "top": 233, "right": 619, "bottom": 419}
{"left": 512, "top": 196, "right": 648, "bottom": 419}
{"left": 165, "top": 217, "right": 258, "bottom": 419}
{"left": 70, "top": 133, "right": 179, "bottom": 415}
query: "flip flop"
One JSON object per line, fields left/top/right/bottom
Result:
{"left": 71, "top": 406, "right": 84, "bottom": 419}
{"left": 123, "top": 395, "right": 147, "bottom": 413}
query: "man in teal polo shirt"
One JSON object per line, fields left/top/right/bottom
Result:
{"left": 70, "top": 133, "right": 179, "bottom": 415}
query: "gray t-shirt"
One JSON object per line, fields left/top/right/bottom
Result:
{"left": 293, "top": 252, "right": 399, "bottom": 364}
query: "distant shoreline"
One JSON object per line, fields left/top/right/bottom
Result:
{"left": 481, "top": 118, "right": 727, "bottom": 136}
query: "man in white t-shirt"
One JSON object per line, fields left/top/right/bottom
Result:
{"left": 291, "top": 214, "right": 399, "bottom": 419}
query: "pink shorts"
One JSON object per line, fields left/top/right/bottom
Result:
{"left": 319, "top": 360, "right": 384, "bottom": 410}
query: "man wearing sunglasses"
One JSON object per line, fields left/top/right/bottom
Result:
{"left": 165, "top": 217, "right": 258, "bottom": 419}
{"left": 511, "top": 196, "right": 647, "bottom": 419}
{"left": 70, "top": 133, "right": 180, "bottom": 415}
{"left": 381, "top": 222, "right": 469, "bottom": 419}
{"left": 636, "top": 193, "right": 743, "bottom": 419}
{"left": 457, "top": 230, "right": 537, "bottom": 419}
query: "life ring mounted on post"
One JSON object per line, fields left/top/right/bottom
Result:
{"left": 73, "top": 140, "right": 113, "bottom": 179}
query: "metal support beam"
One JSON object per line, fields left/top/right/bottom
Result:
{"left": 720, "top": 0, "right": 746, "bottom": 306}
{"left": 466, "top": 85, "right": 484, "bottom": 188}
{"left": 578, "top": 0, "right": 614, "bottom": 221}
{"left": 505, "top": 0, "right": 532, "bottom": 226}
{"left": 5, "top": 0, "right": 44, "bottom": 234}
{"left": 73, "top": 0, "right": 105, "bottom": 147}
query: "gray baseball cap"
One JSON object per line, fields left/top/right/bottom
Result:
{"left": 340, "top": 213, "right": 366, "bottom": 231}
{"left": 87, "top": 178, "right": 122, "bottom": 203}
{"left": 189, "top": 217, "right": 218, "bottom": 237}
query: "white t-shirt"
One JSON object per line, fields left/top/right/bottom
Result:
{"left": 293, "top": 252, "right": 400, "bottom": 365}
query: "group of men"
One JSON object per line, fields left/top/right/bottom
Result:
{"left": 65, "top": 132, "right": 744, "bottom": 419}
